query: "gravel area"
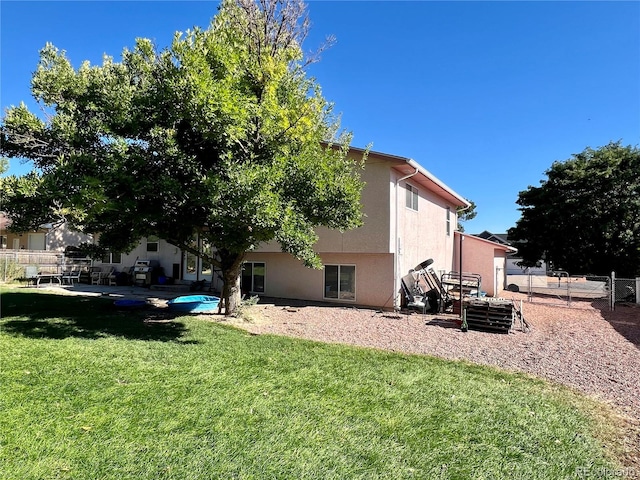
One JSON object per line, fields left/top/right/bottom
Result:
{"left": 234, "top": 293, "right": 640, "bottom": 422}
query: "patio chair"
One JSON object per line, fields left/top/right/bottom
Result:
{"left": 108, "top": 269, "right": 118, "bottom": 286}
{"left": 24, "top": 266, "right": 38, "bottom": 286}
{"left": 98, "top": 266, "right": 115, "bottom": 285}
{"left": 400, "top": 272, "right": 429, "bottom": 314}
{"left": 61, "top": 269, "right": 81, "bottom": 285}
{"left": 90, "top": 267, "right": 102, "bottom": 285}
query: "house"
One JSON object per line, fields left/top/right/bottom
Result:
{"left": 242, "top": 146, "right": 470, "bottom": 309}
{"left": 3, "top": 146, "right": 514, "bottom": 307}
{"left": 453, "top": 232, "right": 517, "bottom": 297}
{"left": 475, "top": 230, "right": 547, "bottom": 275}
{"left": 0, "top": 213, "right": 92, "bottom": 252}
{"left": 94, "top": 147, "right": 530, "bottom": 310}
{"left": 91, "top": 147, "right": 469, "bottom": 308}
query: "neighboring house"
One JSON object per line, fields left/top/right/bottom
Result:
{"left": 475, "top": 230, "right": 547, "bottom": 275}
{"left": 0, "top": 213, "right": 92, "bottom": 252}
{"left": 97, "top": 235, "right": 185, "bottom": 282}
{"left": 453, "top": 232, "right": 517, "bottom": 296}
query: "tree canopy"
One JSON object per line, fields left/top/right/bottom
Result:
{"left": 508, "top": 142, "right": 640, "bottom": 277}
{"left": 456, "top": 200, "right": 476, "bottom": 232}
{"left": 0, "top": 0, "right": 365, "bottom": 313}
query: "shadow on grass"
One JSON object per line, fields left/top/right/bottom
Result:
{"left": 0, "top": 291, "right": 192, "bottom": 343}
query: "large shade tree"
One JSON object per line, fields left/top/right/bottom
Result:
{"left": 0, "top": 0, "right": 365, "bottom": 314}
{"left": 508, "top": 142, "right": 640, "bottom": 277}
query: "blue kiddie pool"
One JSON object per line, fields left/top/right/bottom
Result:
{"left": 114, "top": 299, "right": 147, "bottom": 309}
{"left": 167, "top": 295, "right": 220, "bottom": 314}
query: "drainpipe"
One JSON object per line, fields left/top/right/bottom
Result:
{"left": 394, "top": 166, "right": 419, "bottom": 310}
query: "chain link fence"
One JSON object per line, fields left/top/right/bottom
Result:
{"left": 507, "top": 272, "right": 611, "bottom": 310}
{"left": 507, "top": 271, "right": 640, "bottom": 311}
{"left": 612, "top": 275, "right": 638, "bottom": 306}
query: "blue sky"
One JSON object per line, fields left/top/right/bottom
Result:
{"left": 1, "top": 1, "right": 639, "bottom": 234}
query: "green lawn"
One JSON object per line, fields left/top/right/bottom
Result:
{"left": 0, "top": 287, "right": 621, "bottom": 479}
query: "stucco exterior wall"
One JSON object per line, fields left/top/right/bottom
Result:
{"left": 254, "top": 150, "right": 392, "bottom": 255}
{"left": 453, "top": 233, "right": 510, "bottom": 297}
{"left": 394, "top": 173, "right": 457, "bottom": 280}
{"left": 251, "top": 150, "right": 465, "bottom": 308}
{"left": 0, "top": 222, "right": 92, "bottom": 252}
{"left": 1, "top": 232, "right": 45, "bottom": 251}
{"left": 245, "top": 251, "right": 395, "bottom": 310}
{"left": 251, "top": 152, "right": 461, "bottom": 308}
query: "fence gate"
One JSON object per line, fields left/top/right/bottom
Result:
{"left": 525, "top": 271, "right": 611, "bottom": 310}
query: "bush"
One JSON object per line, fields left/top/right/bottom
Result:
{"left": 0, "top": 259, "right": 24, "bottom": 283}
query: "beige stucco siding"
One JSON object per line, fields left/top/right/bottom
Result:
{"left": 256, "top": 152, "right": 392, "bottom": 255}
{"left": 395, "top": 172, "right": 457, "bottom": 280}
{"left": 0, "top": 224, "right": 92, "bottom": 252}
{"left": 245, "top": 251, "right": 395, "bottom": 309}
{"left": 453, "top": 233, "right": 510, "bottom": 297}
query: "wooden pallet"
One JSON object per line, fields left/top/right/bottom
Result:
{"left": 464, "top": 299, "right": 513, "bottom": 333}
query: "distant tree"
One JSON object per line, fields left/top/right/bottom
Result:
{"left": 456, "top": 200, "right": 476, "bottom": 232}
{"left": 0, "top": 158, "right": 8, "bottom": 175}
{"left": 0, "top": 0, "right": 365, "bottom": 314}
{"left": 508, "top": 142, "right": 640, "bottom": 276}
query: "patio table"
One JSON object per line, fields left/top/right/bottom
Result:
{"left": 36, "top": 273, "right": 63, "bottom": 287}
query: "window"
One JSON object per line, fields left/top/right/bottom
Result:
{"left": 241, "top": 262, "right": 265, "bottom": 294}
{"left": 446, "top": 207, "right": 451, "bottom": 236}
{"left": 146, "top": 235, "right": 159, "bottom": 252}
{"left": 0, "top": 235, "right": 6, "bottom": 249}
{"left": 324, "top": 265, "right": 356, "bottom": 301}
{"left": 406, "top": 184, "right": 418, "bottom": 211}
{"left": 101, "top": 251, "right": 122, "bottom": 264}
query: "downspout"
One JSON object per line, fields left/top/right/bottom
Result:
{"left": 394, "top": 165, "right": 419, "bottom": 310}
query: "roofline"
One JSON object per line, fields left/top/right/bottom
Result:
{"left": 405, "top": 158, "right": 469, "bottom": 208}
{"left": 346, "top": 145, "right": 470, "bottom": 208}
{"left": 455, "top": 231, "right": 518, "bottom": 253}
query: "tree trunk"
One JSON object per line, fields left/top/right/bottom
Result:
{"left": 219, "top": 252, "right": 245, "bottom": 316}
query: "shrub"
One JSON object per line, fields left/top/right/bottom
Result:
{"left": 0, "top": 258, "right": 24, "bottom": 283}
